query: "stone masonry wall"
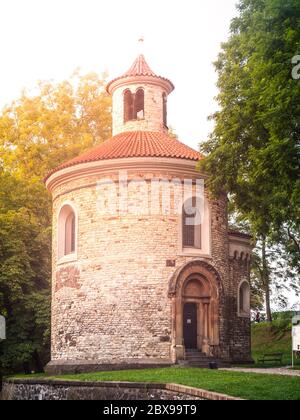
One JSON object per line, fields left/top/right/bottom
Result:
{"left": 3, "top": 380, "right": 241, "bottom": 401}
{"left": 49, "top": 165, "right": 233, "bottom": 366}
{"left": 228, "top": 259, "right": 252, "bottom": 363}
{"left": 112, "top": 83, "right": 168, "bottom": 135}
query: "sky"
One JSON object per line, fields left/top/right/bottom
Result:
{"left": 0, "top": 0, "right": 239, "bottom": 149}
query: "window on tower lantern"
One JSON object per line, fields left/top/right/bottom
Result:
{"left": 182, "top": 197, "right": 201, "bottom": 249}
{"left": 124, "top": 88, "right": 145, "bottom": 122}
{"left": 134, "top": 89, "right": 145, "bottom": 120}
{"left": 124, "top": 89, "right": 134, "bottom": 122}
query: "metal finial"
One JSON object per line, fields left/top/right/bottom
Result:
{"left": 138, "top": 36, "right": 145, "bottom": 54}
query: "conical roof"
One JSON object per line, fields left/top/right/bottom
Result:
{"left": 45, "top": 131, "right": 202, "bottom": 180}
{"left": 122, "top": 54, "right": 157, "bottom": 77}
{"left": 106, "top": 54, "right": 174, "bottom": 94}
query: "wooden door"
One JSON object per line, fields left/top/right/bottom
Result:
{"left": 183, "top": 303, "right": 198, "bottom": 349}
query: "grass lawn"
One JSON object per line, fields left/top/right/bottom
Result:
{"left": 246, "top": 322, "right": 300, "bottom": 368}
{"left": 11, "top": 367, "right": 300, "bottom": 400}
{"left": 8, "top": 321, "right": 300, "bottom": 400}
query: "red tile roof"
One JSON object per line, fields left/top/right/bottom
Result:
{"left": 107, "top": 55, "right": 174, "bottom": 93}
{"left": 229, "top": 230, "right": 253, "bottom": 240}
{"left": 124, "top": 54, "right": 157, "bottom": 77}
{"left": 46, "top": 131, "right": 202, "bottom": 180}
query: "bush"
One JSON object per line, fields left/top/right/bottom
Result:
{"left": 273, "top": 311, "right": 295, "bottom": 322}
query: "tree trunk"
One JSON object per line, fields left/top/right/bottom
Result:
{"left": 262, "top": 238, "right": 272, "bottom": 322}
{"left": 264, "top": 281, "right": 272, "bottom": 323}
{"left": 23, "top": 361, "right": 31, "bottom": 375}
{"left": 32, "top": 350, "right": 43, "bottom": 373}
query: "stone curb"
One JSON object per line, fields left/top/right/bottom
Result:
{"left": 4, "top": 378, "right": 243, "bottom": 400}
{"left": 166, "top": 383, "right": 242, "bottom": 400}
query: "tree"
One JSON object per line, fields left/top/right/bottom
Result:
{"left": 0, "top": 172, "right": 51, "bottom": 372}
{"left": 0, "top": 72, "right": 112, "bottom": 372}
{"left": 251, "top": 239, "right": 299, "bottom": 316}
{"left": 199, "top": 0, "right": 300, "bottom": 320}
{"left": 0, "top": 71, "right": 112, "bottom": 179}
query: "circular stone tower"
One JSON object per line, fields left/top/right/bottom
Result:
{"left": 45, "top": 55, "right": 253, "bottom": 374}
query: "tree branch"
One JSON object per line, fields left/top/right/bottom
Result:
{"left": 287, "top": 228, "right": 300, "bottom": 256}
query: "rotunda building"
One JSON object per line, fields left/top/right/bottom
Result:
{"left": 45, "top": 55, "right": 253, "bottom": 374}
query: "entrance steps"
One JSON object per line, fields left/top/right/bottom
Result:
{"left": 179, "top": 350, "right": 231, "bottom": 369}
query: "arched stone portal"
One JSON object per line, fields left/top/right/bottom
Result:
{"left": 168, "top": 260, "right": 222, "bottom": 362}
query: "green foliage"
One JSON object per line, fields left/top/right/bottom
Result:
{"left": 0, "top": 173, "right": 51, "bottom": 372}
{"left": 273, "top": 310, "right": 296, "bottom": 321}
{"left": 251, "top": 241, "right": 299, "bottom": 312}
{"left": 0, "top": 72, "right": 112, "bottom": 373}
{"left": 0, "top": 71, "right": 112, "bottom": 180}
{"left": 251, "top": 321, "right": 299, "bottom": 366}
{"left": 200, "top": 0, "right": 300, "bottom": 237}
{"left": 199, "top": 0, "right": 300, "bottom": 316}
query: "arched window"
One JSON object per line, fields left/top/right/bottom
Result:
{"left": 58, "top": 204, "right": 77, "bottom": 260}
{"left": 182, "top": 197, "right": 201, "bottom": 249}
{"left": 134, "top": 89, "right": 144, "bottom": 120}
{"left": 124, "top": 89, "right": 134, "bottom": 123}
{"left": 124, "top": 88, "right": 145, "bottom": 122}
{"left": 163, "top": 93, "right": 167, "bottom": 127}
{"left": 65, "top": 212, "right": 75, "bottom": 255}
{"left": 238, "top": 281, "right": 250, "bottom": 317}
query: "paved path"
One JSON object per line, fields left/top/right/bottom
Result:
{"left": 221, "top": 367, "right": 300, "bottom": 377}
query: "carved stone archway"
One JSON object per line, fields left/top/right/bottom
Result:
{"left": 168, "top": 260, "right": 222, "bottom": 362}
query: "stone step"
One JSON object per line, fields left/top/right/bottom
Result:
{"left": 186, "top": 358, "right": 213, "bottom": 363}
{"left": 190, "top": 361, "right": 225, "bottom": 367}
{"left": 185, "top": 352, "right": 206, "bottom": 356}
{"left": 188, "top": 362, "right": 215, "bottom": 368}
{"left": 187, "top": 359, "right": 231, "bottom": 368}
{"left": 179, "top": 354, "right": 231, "bottom": 368}
{"left": 185, "top": 353, "right": 208, "bottom": 360}
{"left": 179, "top": 360, "right": 219, "bottom": 368}
{"left": 185, "top": 356, "right": 211, "bottom": 360}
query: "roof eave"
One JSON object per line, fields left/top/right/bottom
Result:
{"left": 106, "top": 75, "right": 175, "bottom": 95}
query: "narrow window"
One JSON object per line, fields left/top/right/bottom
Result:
{"left": 239, "top": 281, "right": 250, "bottom": 316}
{"left": 239, "top": 286, "right": 244, "bottom": 312}
{"left": 134, "top": 89, "right": 144, "bottom": 120}
{"left": 58, "top": 204, "right": 77, "bottom": 259}
{"left": 163, "top": 93, "right": 167, "bottom": 127}
{"left": 65, "top": 212, "right": 76, "bottom": 255}
{"left": 182, "top": 198, "right": 201, "bottom": 249}
{"left": 124, "top": 89, "right": 134, "bottom": 123}
{"left": 182, "top": 203, "right": 196, "bottom": 247}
